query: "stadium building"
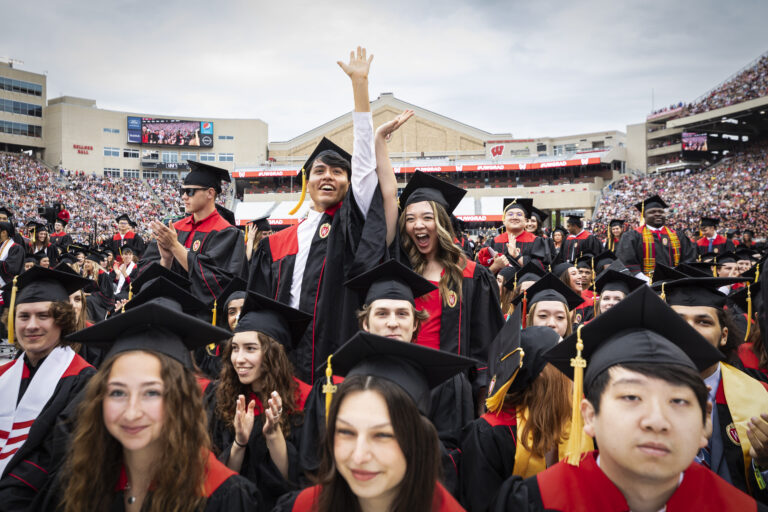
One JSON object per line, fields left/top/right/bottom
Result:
{"left": 0, "top": 60, "right": 46, "bottom": 155}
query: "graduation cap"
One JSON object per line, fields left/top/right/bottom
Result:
{"left": 565, "top": 213, "right": 584, "bottom": 227}
{"left": 510, "top": 273, "right": 584, "bottom": 312}
{"left": 700, "top": 217, "right": 720, "bottom": 228}
{"left": 552, "top": 261, "right": 575, "bottom": 278}
{"left": 503, "top": 261, "right": 546, "bottom": 292}
{"left": 234, "top": 292, "right": 313, "bottom": 350}
{"left": 124, "top": 276, "right": 206, "bottom": 314}
{"left": 398, "top": 171, "right": 467, "bottom": 215}
{"left": 115, "top": 214, "right": 135, "bottom": 225}
{"left": 0, "top": 221, "right": 14, "bottom": 236}
{"left": 529, "top": 206, "right": 548, "bottom": 224}
{"left": 735, "top": 248, "right": 761, "bottom": 263}
{"left": 66, "top": 297, "right": 232, "bottom": 369}
{"left": 604, "top": 259, "right": 630, "bottom": 274}
{"left": 184, "top": 160, "right": 231, "bottom": 194}
{"left": 575, "top": 253, "right": 596, "bottom": 270}
{"left": 321, "top": 331, "right": 476, "bottom": 414}
{"left": 288, "top": 137, "right": 351, "bottom": 215}
{"left": 215, "top": 203, "right": 236, "bottom": 226}
{"left": 68, "top": 243, "right": 89, "bottom": 255}
{"left": 502, "top": 198, "right": 533, "bottom": 217}
{"left": 634, "top": 194, "right": 668, "bottom": 212}
{"left": 345, "top": 259, "right": 436, "bottom": 306}
{"left": 32, "top": 252, "right": 50, "bottom": 263}
{"left": 715, "top": 252, "right": 737, "bottom": 265}
{"left": 552, "top": 225, "right": 568, "bottom": 236}
{"left": 594, "top": 269, "right": 645, "bottom": 296}
{"left": 660, "top": 277, "right": 748, "bottom": 310}
{"left": 498, "top": 259, "right": 522, "bottom": 286}
{"left": 594, "top": 250, "right": 616, "bottom": 270}
{"left": 651, "top": 263, "right": 687, "bottom": 284}
{"left": 0, "top": 206, "right": 15, "bottom": 219}
{"left": 212, "top": 276, "right": 247, "bottom": 327}
{"left": 608, "top": 219, "right": 624, "bottom": 228}
{"left": 251, "top": 214, "right": 272, "bottom": 232}
{"left": 85, "top": 250, "right": 107, "bottom": 264}
{"left": 485, "top": 308, "right": 561, "bottom": 413}
{"left": 677, "top": 262, "right": 713, "bottom": 278}
{"left": 24, "top": 256, "right": 36, "bottom": 265}
{"left": 132, "top": 262, "right": 191, "bottom": 294}
{"left": 544, "top": 286, "right": 723, "bottom": 465}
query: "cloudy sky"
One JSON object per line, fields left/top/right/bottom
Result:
{"left": 3, "top": 0, "right": 767, "bottom": 141}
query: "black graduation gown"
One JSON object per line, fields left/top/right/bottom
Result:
{"left": 560, "top": 230, "right": 602, "bottom": 263}
{"left": 0, "top": 242, "right": 24, "bottom": 284}
{"left": 491, "top": 451, "right": 764, "bottom": 512}
{"left": 84, "top": 269, "right": 115, "bottom": 322}
{"left": 0, "top": 353, "right": 95, "bottom": 511}
{"left": 460, "top": 410, "right": 520, "bottom": 512}
{"left": 140, "top": 209, "right": 247, "bottom": 306}
{"left": 108, "top": 231, "right": 146, "bottom": 258}
{"left": 203, "top": 382, "right": 303, "bottom": 510}
{"left": 29, "top": 244, "right": 58, "bottom": 267}
{"left": 248, "top": 187, "right": 387, "bottom": 383}
{"left": 476, "top": 231, "right": 549, "bottom": 270}
{"left": 616, "top": 226, "right": 697, "bottom": 276}
{"left": 48, "top": 231, "right": 73, "bottom": 256}
{"left": 696, "top": 235, "right": 736, "bottom": 257}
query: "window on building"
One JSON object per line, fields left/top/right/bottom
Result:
{"left": 200, "top": 152, "right": 215, "bottom": 162}
{"left": 161, "top": 151, "right": 179, "bottom": 163}
{"left": 218, "top": 153, "right": 234, "bottom": 162}
{"left": 0, "top": 120, "right": 42, "bottom": 137}
{"left": 564, "top": 143, "right": 577, "bottom": 153}
{"left": 142, "top": 169, "right": 160, "bottom": 179}
{"left": 0, "top": 77, "right": 43, "bottom": 97}
{"left": 103, "top": 147, "right": 120, "bottom": 157}
{"left": 162, "top": 171, "right": 179, "bottom": 180}
{"left": 592, "top": 140, "right": 605, "bottom": 149}
{"left": 104, "top": 168, "right": 121, "bottom": 177}
{"left": 103, "top": 127, "right": 120, "bottom": 134}
{"left": 123, "top": 148, "right": 140, "bottom": 158}
{"left": 180, "top": 151, "right": 197, "bottom": 162}
{"left": 123, "top": 169, "right": 140, "bottom": 178}
{"left": 0, "top": 99, "right": 42, "bottom": 117}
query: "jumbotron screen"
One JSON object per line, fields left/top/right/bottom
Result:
{"left": 682, "top": 132, "right": 708, "bottom": 152}
{"left": 126, "top": 116, "right": 214, "bottom": 147}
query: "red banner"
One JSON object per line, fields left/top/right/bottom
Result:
{"left": 456, "top": 215, "right": 503, "bottom": 222}
{"left": 232, "top": 157, "right": 602, "bottom": 179}
{"left": 236, "top": 218, "right": 299, "bottom": 226}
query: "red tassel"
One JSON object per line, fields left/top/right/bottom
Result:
{"left": 521, "top": 290, "right": 528, "bottom": 328}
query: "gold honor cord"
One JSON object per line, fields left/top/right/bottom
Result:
{"left": 745, "top": 284, "right": 752, "bottom": 342}
{"left": 288, "top": 169, "right": 307, "bottom": 215}
{"left": 323, "top": 355, "right": 337, "bottom": 424}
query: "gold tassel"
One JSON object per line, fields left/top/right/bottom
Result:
{"left": 288, "top": 169, "right": 307, "bottom": 215}
{"left": 244, "top": 223, "right": 249, "bottom": 245}
{"left": 660, "top": 282, "right": 667, "bottom": 302}
{"left": 211, "top": 299, "right": 217, "bottom": 326}
{"left": 323, "top": 355, "right": 338, "bottom": 423}
{"left": 639, "top": 200, "right": 645, "bottom": 227}
{"left": 745, "top": 284, "right": 752, "bottom": 342}
{"left": 7, "top": 276, "right": 18, "bottom": 345}
{"left": 128, "top": 282, "right": 133, "bottom": 301}
{"left": 755, "top": 264, "right": 760, "bottom": 284}
{"left": 565, "top": 324, "right": 587, "bottom": 466}
{"left": 485, "top": 348, "right": 524, "bottom": 414}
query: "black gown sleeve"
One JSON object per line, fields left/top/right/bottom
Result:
{"left": 271, "top": 490, "right": 301, "bottom": 511}
{"left": 616, "top": 230, "right": 643, "bottom": 275}
{"left": 247, "top": 237, "right": 275, "bottom": 296}
{"left": 679, "top": 233, "right": 697, "bottom": 264}
{"left": 490, "top": 474, "right": 544, "bottom": 512}
{"left": 0, "top": 244, "right": 24, "bottom": 283}
{"left": 468, "top": 265, "right": 505, "bottom": 366}
{"left": 460, "top": 419, "right": 518, "bottom": 512}
{"left": 186, "top": 228, "right": 248, "bottom": 298}
{"left": 297, "top": 379, "right": 327, "bottom": 479}
{"left": 203, "top": 474, "right": 262, "bottom": 512}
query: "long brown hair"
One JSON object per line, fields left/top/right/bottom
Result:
{"left": 399, "top": 200, "right": 466, "bottom": 306}
{"left": 504, "top": 364, "right": 572, "bottom": 457}
{"left": 60, "top": 351, "right": 210, "bottom": 512}
{"left": 315, "top": 375, "right": 441, "bottom": 512}
{"left": 215, "top": 333, "right": 300, "bottom": 437}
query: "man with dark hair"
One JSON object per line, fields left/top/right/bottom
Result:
{"left": 616, "top": 195, "right": 696, "bottom": 280}
{"left": 492, "top": 287, "right": 766, "bottom": 511}
{"left": 697, "top": 217, "right": 736, "bottom": 257}
{"left": 561, "top": 213, "right": 602, "bottom": 263}
{"left": 49, "top": 220, "right": 72, "bottom": 258}
{"left": 0, "top": 267, "right": 94, "bottom": 509}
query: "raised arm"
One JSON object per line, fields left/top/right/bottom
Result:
{"left": 338, "top": 47, "right": 376, "bottom": 216}
{"left": 375, "top": 110, "right": 414, "bottom": 246}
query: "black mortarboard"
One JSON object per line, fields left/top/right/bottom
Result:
{"left": 566, "top": 213, "right": 584, "bottom": 227}
{"left": 85, "top": 250, "right": 106, "bottom": 264}
{"left": 609, "top": 219, "right": 624, "bottom": 228}
{"left": 553, "top": 225, "right": 568, "bottom": 236}
{"left": 652, "top": 263, "right": 687, "bottom": 283}
{"left": 184, "top": 161, "right": 231, "bottom": 193}
{"left": 504, "top": 261, "right": 546, "bottom": 291}
{"left": 498, "top": 260, "right": 522, "bottom": 285}
{"left": 253, "top": 215, "right": 272, "bottom": 232}
{"left": 234, "top": 291, "right": 312, "bottom": 350}
{"left": 399, "top": 171, "right": 467, "bottom": 215}
{"left": 213, "top": 276, "right": 248, "bottom": 326}
{"left": 552, "top": 261, "right": 575, "bottom": 278}
{"left": 215, "top": 203, "right": 236, "bottom": 226}
{"left": 132, "top": 262, "right": 191, "bottom": 293}
{"left": 604, "top": 259, "right": 630, "bottom": 274}
{"left": 510, "top": 273, "right": 584, "bottom": 311}
{"left": 2, "top": 266, "right": 90, "bottom": 305}
{"left": 299, "top": 137, "right": 352, "bottom": 178}
{"left": 730, "top": 282, "right": 762, "bottom": 315}
{"left": 595, "top": 269, "right": 645, "bottom": 296}
{"left": 56, "top": 252, "right": 79, "bottom": 267}
{"left": 485, "top": 308, "right": 561, "bottom": 413}
{"left": 634, "top": 195, "right": 668, "bottom": 212}
{"left": 502, "top": 198, "right": 533, "bottom": 217}
{"left": 26, "top": 220, "right": 46, "bottom": 233}
{"left": 735, "top": 248, "right": 760, "bottom": 262}
{"left": 698, "top": 251, "right": 719, "bottom": 263}
{"left": 677, "top": 262, "right": 713, "bottom": 278}
{"left": 125, "top": 276, "right": 206, "bottom": 313}
{"left": 661, "top": 277, "right": 748, "bottom": 309}
{"left": 323, "top": 331, "right": 476, "bottom": 414}
{"left": 545, "top": 286, "right": 723, "bottom": 388}
{"left": 0, "top": 206, "right": 14, "bottom": 218}
{"left": 68, "top": 243, "right": 89, "bottom": 255}
{"left": 741, "top": 262, "right": 762, "bottom": 281}
{"left": 529, "top": 206, "right": 548, "bottom": 224}
{"left": 575, "top": 253, "right": 595, "bottom": 270}
{"left": 0, "top": 221, "right": 14, "bottom": 235}
{"left": 594, "top": 250, "right": 616, "bottom": 270}
{"left": 33, "top": 252, "right": 50, "bottom": 263}
{"left": 716, "top": 252, "right": 737, "bottom": 265}
{"left": 24, "top": 256, "right": 36, "bottom": 265}
{"left": 115, "top": 214, "right": 134, "bottom": 224}
{"left": 67, "top": 298, "right": 232, "bottom": 369}
{"left": 700, "top": 217, "right": 720, "bottom": 228}
{"left": 345, "top": 260, "right": 436, "bottom": 306}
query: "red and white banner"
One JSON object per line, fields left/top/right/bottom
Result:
{"left": 237, "top": 218, "right": 299, "bottom": 226}
{"left": 456, "top": 215, "right": 503, "bottom": 222}
{"left": 232, "top": 157, "right": 602, "bottom": 179}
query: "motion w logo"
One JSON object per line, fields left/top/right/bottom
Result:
{"left": 491, "top": 145, "right": 504, "bottom": 157}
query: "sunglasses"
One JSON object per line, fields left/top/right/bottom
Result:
{"left": 179, "top": 187, "right": 205, "bottom": 197}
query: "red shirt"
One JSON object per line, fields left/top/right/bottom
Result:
{"left": 175, "top": 209, "right": 225, "bottom": 249}
{"left": 414, "top": 281, "right": 442, "bottom": 351}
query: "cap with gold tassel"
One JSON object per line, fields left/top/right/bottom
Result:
{"left": 7, "top": 276, "right": 18, "bottom": 345}
{"left": 289, "top": 137, "right": 352, "bottom": 216}
{"left": 564, "top": 325, "right": 587, "bottom": 465}
{"left": 323, "top": 354, "right": 338, "bottom": 423}
{"left": 745, "top": 283, "right": 752, "bottom": 342}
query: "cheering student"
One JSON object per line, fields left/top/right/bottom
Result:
{"left": 43, "top": 294, "right": 261, "bottom": 511}
{"left": 603, "top": 219, "right": 624, "bottom": 252}
{"left": 141, "top": 160, "right": 246, "bottom": 306}
{"left": 660, "top": 276, "right": 768, "bottom": 503}
{"left": 615, "top": 195, "right": 696, "bottom": 280}
{"left": 510, "top": 273, "right": 584, "bottom": 337}
{"left": 107, "top": 214, "right": 146, "bottom": 258}
{"left": 476, "top": 198, "right": 549, "bottom": 273}
{"left": 205, "top": 291, "right": 312, "bottom": 509}
{"left": 274, "top": 332, "right": 472, "bottom": 511}
{"left": 393, "top": 171, "right": 504, "bottom": 401}
{"left": 492, "top": 287, "right": 766, "bottom": 511}
{"left": 0, "top": 206, "right": 29, "bottom": 248}
{"left": 0, "top": 267, "right": 93, "bottom": 510}
{"left": 0, "top": 221, "right": 24, "bottom": 285}
{"left": 561, "top": 214, "right": 601, "bottom": 263}
{"left": 112, "top": 242, "right": 139, "bottom": 301}
{"left": 460, "top": 309, "right": 573, "bottom": 512}
{"left": 81, "top": 250, "right": 116, "bottom": 322}
{"left": 697, "top": 217, "right": 736, "bottom": 257}
{"left": 49, "top": 219, "right": 72, "bottom": 256}
{"left": 248, "top": 47, "right": 392, "bottom": 384}
{"left": 500, "top": 262, "right": 544, "bottom": 317}
{"left": 26, "top": 220, "right": 57, "bottom": 267}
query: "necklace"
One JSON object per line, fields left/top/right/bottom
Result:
{"left": 125, "top": 482, "right": 137, "bottom": 505}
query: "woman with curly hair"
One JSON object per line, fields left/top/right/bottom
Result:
{"left": 46, "top": 294, "right": 260, "bottom": 511}
{"left": 274, "top": 332, "right": 473, "bottom": 511}
{"left": 204, "top": 291, "right": 312, "bottom": 509}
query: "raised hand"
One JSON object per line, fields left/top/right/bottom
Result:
{"left": 337, "top": 46, "right": 373, "bottom": 81}
{"left": 233, "top": 394, "right": 256, "bottom": 447}
{"left": 262, "top": 391, "right": 284, "bottom": 438}
{"left": 376, "top": 110, "right": 414, "bottom": 142}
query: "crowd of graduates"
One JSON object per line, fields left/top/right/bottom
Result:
{"left": 2, "top": 47, "right": 768, "bottom": 512}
